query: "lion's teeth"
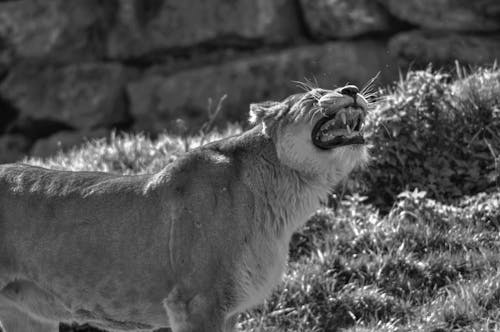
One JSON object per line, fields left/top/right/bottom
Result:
{"left": 341, "top": 113, "right": 347, "bottom": 125}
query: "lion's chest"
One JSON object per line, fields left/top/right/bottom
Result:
{"left": 230, "top": 234, "right": 290, "bottom": 315}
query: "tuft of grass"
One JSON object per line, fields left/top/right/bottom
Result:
{"left": 361, "top": 66, "right": 500, "bottom": 209}
{"left": 24, "top": 124, "right": 242, "bottom": 174}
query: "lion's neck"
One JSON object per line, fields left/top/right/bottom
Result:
{"left": 255, "top": 161, "right": 329, "bottom": 236}
{"left": 232, "top": 127, "right": 331, "bottom": 236}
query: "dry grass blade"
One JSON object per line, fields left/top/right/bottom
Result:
{"left": 199, "top": 94, "right": 228, "bottom": 147}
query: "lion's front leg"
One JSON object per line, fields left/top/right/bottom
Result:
{"left": 0, "top": 299, "right": 58, "bottom": 332}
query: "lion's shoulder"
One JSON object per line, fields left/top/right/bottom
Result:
{"left": 166, "top": 145, "right": 236, "bottom": 188}
{"left": 157, "top": 135, "right": 265, "bottom": 205}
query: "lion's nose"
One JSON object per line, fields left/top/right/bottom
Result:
{"left": 338, "top": 85, "right": 359, "bottom": 98}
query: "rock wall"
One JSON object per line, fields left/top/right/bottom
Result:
{"left": 0, "top": 0, "right": 499, "bottom": 162}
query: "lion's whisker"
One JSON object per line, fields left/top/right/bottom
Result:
{"left": 309, "top": 106, "right": 324, "bottom": 124}
{"left": 361, "top": 72, "right": 380, "bottom": 95}
{"left": 293, "top": 80, "right": 313, "bottom": 92}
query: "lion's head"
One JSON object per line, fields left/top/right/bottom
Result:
{"left": 249, "top": 85, "right": 369, "bottom": 181}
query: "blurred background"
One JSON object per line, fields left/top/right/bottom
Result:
{"left": 0, "top": 0, "right": 499, "bottom": 162}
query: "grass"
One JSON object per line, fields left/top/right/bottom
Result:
{"left": 239, "top": 190, "right": 500, "bottom": 332}
{"left": 361, "top": 65, "right": 499, "bottom": 209}
{"left": 24, "top": 67, "right": 500, "bottom": 332}
{"left": 25, "top": 124, "right": 242, "bottom": 175}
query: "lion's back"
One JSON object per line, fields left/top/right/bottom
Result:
{"left": 0, "top": 163, "right": 121, "bottom": 197}
{"left": 0, "top": 163, "right": 159, "bottom": 282}
{"left": 0, "top": 164, "right": 99, "bottom": 282}
{"left": 0, "top": 163, "right": 173, "bottom": 325}
{"left": 0, "top": 163, "right": 119, "bottom": 255}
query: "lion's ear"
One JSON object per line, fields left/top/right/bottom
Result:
{"left": 249, "top": 101, "right": 288, "bottom": 125}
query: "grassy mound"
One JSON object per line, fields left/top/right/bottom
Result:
{"left": 362, "top": 66, "right": 500, "bottom": 208}
{"left": 24, "top": 67, "right": 500, "bottom": 332}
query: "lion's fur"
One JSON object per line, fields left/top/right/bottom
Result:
{"left": 0, "top": 88, "right": 368, "bottom": 332}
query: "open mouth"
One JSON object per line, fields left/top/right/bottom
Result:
{"left": 312, "top": 106, "right": 365, "bottom": 149}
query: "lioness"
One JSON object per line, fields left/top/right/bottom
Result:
{"left": 0, "top": 85, "right": 369, "bottom": 332}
